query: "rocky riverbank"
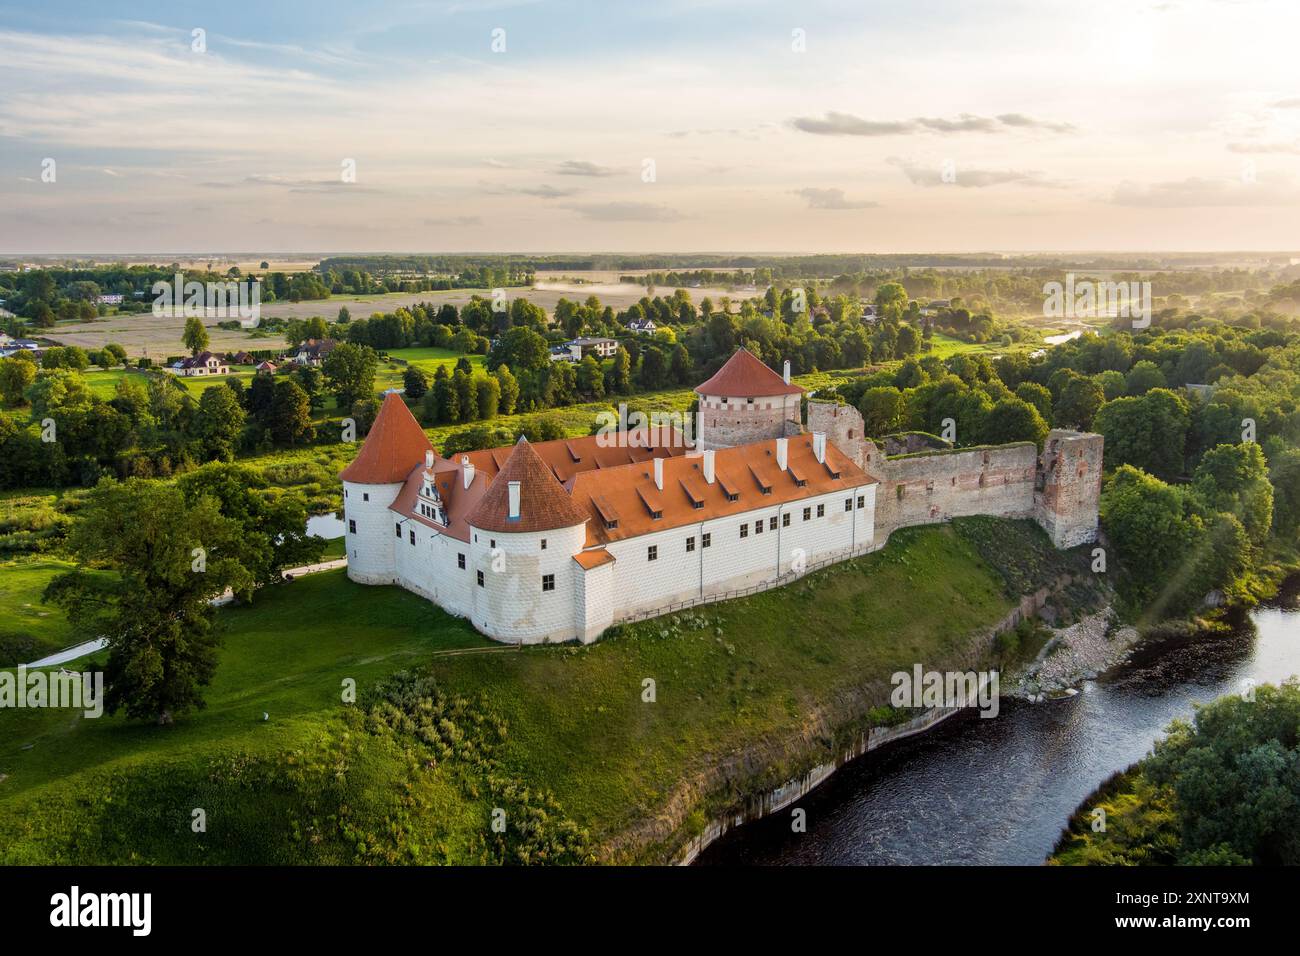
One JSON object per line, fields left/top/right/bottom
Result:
{"left": 1010, "top": 609, "right": 1141, "bottom": 700}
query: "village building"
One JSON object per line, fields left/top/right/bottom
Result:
{"left": 171, "top": 351, "right": 229, "bottom": 376}
{"left": 341, "top": 347, "right": 1102, "bottom": 645}
{"left": 294, "top": 338, "right": 337, "bottom": 366}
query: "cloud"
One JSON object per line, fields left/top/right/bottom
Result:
{"left": 424, "top": 215, "right": 482, "bottom": 226}
{"left": 789, "top": 112, "right": 914, "bottom": 136}
{"left": 794, "top": 187, "right": 879, "bottom": 210}
{"left": 554, "top": 160, "right": 619, "bottom": 177}
{"left": 790, "top": 111, "right": 1075, "bottom": 137}
{"left": 888, "top": 157, "right": 1061, "bottom": 188}
{"left": 514, "top": 184, "right": 578, "bottom": 198}
{"left": 995, "top": 112, "right": 1077, "bottom": 133}
{"left": 1271, "top": 97, "right": 1300, "bottom": 108}
{"left": 482, "top": 158, "right": 512, "bottom": 168}
{"left": 1112, "top": 176, "right": 1300, "bottom": 207}
{"left": 561, "top": 201, "right": 683, "bottom": 222}
{"left": 243, "top": 174, "right": 378, "bottom": 193}
{"left": 1227, "top": 141, "right": 1300, "bottom": 154}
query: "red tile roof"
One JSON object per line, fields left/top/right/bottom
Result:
{"left": 339, "top": 392, "right": 435, "bottom": 484}
{"left": 568, "top": 436, "right": 873, "bottom": 547}
{"left": 464, "top": 437, "right": 591, "bottom": 533}
{"left": 695, "top": 347, "right": 803, "bottom": 398}
{"left": 573, "top": 549, "right": 615, "bottom": 570}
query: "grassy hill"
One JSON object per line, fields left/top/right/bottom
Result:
{"left": 0, "top": 518, "right": 1089, "bottom": 864}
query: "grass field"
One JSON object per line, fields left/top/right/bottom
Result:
{"left": 0, "top": 518, "right": 1077, "bottom": 864}
{"left": 0, "top": 557, "right": 78, "bottom": 665}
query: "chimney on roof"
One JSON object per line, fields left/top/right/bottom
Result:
{"left": 508, "top": 480, "right": 521, "bottom": 519}
{"left": 783, "top": 359, "right": 791, "bottom": 384}
{"left": 461, "top": 455, "right": 475, "bottom": 489}
{"left": 703, "top": 449, "right": 715, "bottom": 484}
{"left": 813, "top": 432, "right": 826, "bottom": 464}
{"left": 653, "top": 456, "right": 664, "bottom": 491}
{"left": 776, "top": 437, "right": 788, "bottom": 472}
{"left": 425, "top": 450, "right": 435, "bottom": 468}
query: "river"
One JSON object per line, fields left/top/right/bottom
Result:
{"left": 697, "top": 591, "right": 1300, "bottom": 865}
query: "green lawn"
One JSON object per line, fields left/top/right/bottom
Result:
{"left": 0, "top": 557, "right": 78, "bottom": 665}
{"left": 0, "top": 519, "right": 1077, "bottom": 864}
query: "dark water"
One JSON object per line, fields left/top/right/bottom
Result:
{"left": 697, "top": 597, "right": 1300, "bottom": 865}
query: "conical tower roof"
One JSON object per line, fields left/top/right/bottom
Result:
{"left": 339, "top": 392, "right": 435, "bottom": 484}
{"left": 465, "top": 437, "right": 590, "bottom": 533}
{"left": 695, "top": 347, "right": 802, "bottom": 397}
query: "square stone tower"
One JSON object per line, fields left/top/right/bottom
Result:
{"left": 1033, "top": 430, "right": 1103, "bottom": 549}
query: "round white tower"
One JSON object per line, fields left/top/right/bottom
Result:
{"left": 338, "top": 393, "right": 435, "bottom": 585}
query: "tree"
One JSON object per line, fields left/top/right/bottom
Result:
{"left": 183, "top": 316, "right": 209, "bottom": 355}
{"left": 268, "top": 380, "right": 314, "bottom": 445}
{"left": 858, "top": 387, "right": 905, "bottom": 437}
{"left": 176, "top": 462, "right": 323, "bottom": 593}
{"left": 610, "top": 346, "right": 632, "bottom": 394}
{"left": 1193, "top": 443, "right": 1273, "bottom": 544}
{"left": 494, "top": 365, "right": 519, "bottom": 416}
{"left": 432, "top": 367, "right": 459, "bottom": 424}
{"left": 982, "top": 397, "right": 1049, "bottom": 448}
{"left": 1269, "top": 447, "right": 1300, "bottom": 541}
{"left": 322, "top": 342, "right": 378, "bottom": 409}
{"left": 0, "top": 357, "right": 37, "bottom": 407}
{"left": 403, "top": 366, "right": 430, "bottom": 400}
{"left": 475, "top": 375, "right": 501, "bottom": 420}
{"left": 1093, "top": 388, "right": 1189, "bottom": 481}
{"left": 486, "top": 327, "right": 548, "bottom": 375}
{"left": 337, "top": 306, "right": 351, "bottom": 324}
{"left": 576, "top": 354, "right": 605, "bottom": 399}
{"left": 1014, "top": 382, "right": 1053, "bottom": 425}
{"left": 453, "top": 368, "right": 476, "bottom": 423}
{"left": 1125, "top": 360, "right": 1166, "bottom": 396}
{"left": 1054, "top": 375, "right": 1105, "bottom": 430}
{"left": 44, "top": 479, "right": 251, "bottom": 723}
{"left": 193, "top": 384, "right": 246, "bottom": 461}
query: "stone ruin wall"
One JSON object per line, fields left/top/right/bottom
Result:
{"left": 806, "top": 401, "right": 1101, "bottom": 550}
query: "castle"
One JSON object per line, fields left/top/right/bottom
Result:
{"left": 340, "top": 347, "right": 1102, "bottom": 644}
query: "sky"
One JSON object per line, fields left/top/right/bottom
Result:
{"left": 2, "top": 0, "right": 1299, "bottom": 255}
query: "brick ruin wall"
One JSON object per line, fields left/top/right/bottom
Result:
{"left": 806, "top": 402, "right": 1101, "bottom": 550}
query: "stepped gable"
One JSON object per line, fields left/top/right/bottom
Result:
{"left": 695, "top": 346, "right": 803, "bottom": 397}
{"left": 339, "top": 392, "right": 435, "bottom": 484}
{"left": 464, "top": 437, "right": 590, "bottom": 534}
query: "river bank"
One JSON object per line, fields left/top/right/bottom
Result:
{"left": 696, "top": 579, "right": 1300, "bottom": 866}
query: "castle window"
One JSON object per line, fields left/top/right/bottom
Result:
{"left": 740, "top": 525, "right": 748, "bottom": 538}
{"left": 845, "top": 498, "right": 853, "bottom": 512}
{"left": 541, "top": 538, "right": 547, "bottom": 550}
{"left": 686, "top": 536, "right": 695, "bottom": 552}
{"left": 648, "top": 545, "right": 658, "bottom": 561}
{"left": 477, "top": 570, "right": 484, "bottom": 587}
{"left": 542, "top": 574, "right": 555, "bottom": 592}
{"left": 395, "top": 523, "right": 401, "bottom": 538}
{"left": 783, "top": 513, "right": 791, "bottom": 527}
{"left": 857, "top": 495, "right": 865, "bottom": 509}
{"left": 747, "top": 397, "right": 754, "bottom": 404}
{"left": 458, "top": 553, "right": 466, "bottom": 569}
{"left": 409, "top": 530, "right": 416, "bottom": 545}
{"left": 726, "top": 492, "right": 739, "bottom": 503}
{"left": 349, "top": 519, "right": 356, "bottom": 534}
{"left": 817, "top": 504, "right": 825, "bottom": 518}
{"left": 605, "top": 518, "right": 619, "bottom": 530}
{"left": 769, "top": 516, "right": 778, "bottom": 531}
{"left": 755, "top": 520, "right": 763, "bottom": 534}
{"left": 363, "top": 493, "right": 369, "bottom": 502}
{"left": 344, "top": 489, "right": 348, "bottom": 499}
{"left": 490, "top": 539, "right": 496, "bottom": 549}
{"left": 803, "top": 507, "right": 811, "bottom": 521}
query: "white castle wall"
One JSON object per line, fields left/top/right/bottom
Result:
{"left": 342, "top": 480, "right": 403, "bottom": 584}
{"left": 601, "top": 486, "right": 875, "bottom": 623}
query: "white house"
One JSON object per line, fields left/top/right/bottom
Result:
{"left": 172, "top": 351, "right": 229, "bottom": 376}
